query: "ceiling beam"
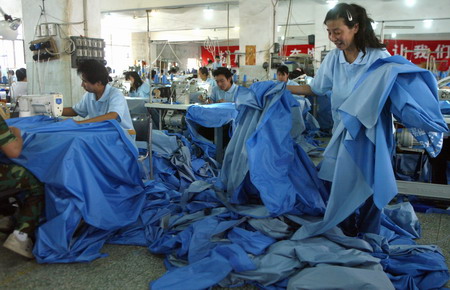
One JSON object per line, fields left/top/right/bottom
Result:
{"left": 101, "top": 0, "right": 239, "bottom": 13}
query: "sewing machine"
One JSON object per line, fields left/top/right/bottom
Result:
{"left": 438, "top": 89, "right": 450, "bottom": 101}
{"left": 18, "top": 94, "right": 63, "bottom": 117}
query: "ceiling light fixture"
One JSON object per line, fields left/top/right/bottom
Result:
{"left": 423, "top": 19, "right": 433, "bottom": 28}
{"left": 326, "top": 0, "right": 338, "bottom": 9}
{"left": 203, "top": 7, "right": 213, "bottom": 20}
{"left": 405, "top": 0, "right": 415, "bottom": 7}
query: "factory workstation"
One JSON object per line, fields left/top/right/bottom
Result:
{"left": 1, "top": 0, "right": 450, "bottom": 289}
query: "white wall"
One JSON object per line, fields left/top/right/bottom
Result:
{"left": 97, "top": 0, "right": 450, "bottom": 79}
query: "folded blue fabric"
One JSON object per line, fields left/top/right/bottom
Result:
{"left": 4, "top": 116, "right": 146, "bottom": 263}
{"left": 220, "top": 81, "right": 328, "bottom": 217}
{"left": 295, "top": 56, "right": 449, "bottom": 239}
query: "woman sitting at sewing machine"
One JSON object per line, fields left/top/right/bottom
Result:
{"left": 124, "top": 71, "right": 150, "bottom": 98}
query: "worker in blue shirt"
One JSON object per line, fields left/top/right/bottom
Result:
{"left": 198, "top": 66, "right": 217, "bottom": 94}
{"left": 288, "top": 3, "right": 391, "bottom": 236}
{"left": 206, "top": 67, "right": 239, "bottom": 103}
{"left": 276, "top": 65, "right": 299, "bottom": 86}
{"left": 62, "top": 60, "right": 134, "bottom": 132}
{"left": 124, "top": 71, "right": 151, "bottom": 98}
{"left": 212, "top": 55, "right": 222, "bottom": 70}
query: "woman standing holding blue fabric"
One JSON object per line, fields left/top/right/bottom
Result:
{"left": 289, "top": 3, "right": 390, "bottom": 132}
{"left": 124, "top": 71, "right": 151, "bottom": 98}
{"left": 288, "top": 3, "right": 391, "bottom": 236}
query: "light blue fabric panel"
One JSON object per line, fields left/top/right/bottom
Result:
{"left": 440, "top": 100, "right": 450, "bottom": 114}
{"left": 184, "top": 102, "right": 238, "bottom": 158}
{"left": 3, "top": 116, "right": 146, "bottom": 263}
{"left": 186, "top": 102, "right": 237, "bottom": 128}
{"left": 295, "top": 56, "right": 448, "bottom": 239}
{"left": 220, "top": 81, "right": 327, "bottom": 216}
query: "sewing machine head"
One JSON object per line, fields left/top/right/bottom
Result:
{"left": 438, "top": 89, "right": 450, "bottom": 101}
{"left": 18, "top": 94, "right": 63, "bottom": 118}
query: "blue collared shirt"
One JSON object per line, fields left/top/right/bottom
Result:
{"left": 286, "top": 79, "right": 300, "bottom": 86}
{"left": 73, "top": 84, "right": 134, "bottom": 130}
{"left": 210, "top": 83, "right": 239, "bottom": 103}
{"left": 310, "top": 48, "right": 391, "bottom": 131}
{"left": 129, "top": 82, "right": 151, "bottom": 98}
{"left": 198, "top": 78, "right": 217, "bottom": 96}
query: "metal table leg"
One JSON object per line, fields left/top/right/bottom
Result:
{"left": 214, "top": 126, "right": 224, "bottom": 163}
{"left": 146, "top": 108, "right": 154, "bottom": 180}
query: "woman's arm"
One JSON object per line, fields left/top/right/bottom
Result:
{"left": 287, "top": 84, "right": 315, "bottom": 96}
{"left": 75, "top": 112, "right": 119, "bottom": 124}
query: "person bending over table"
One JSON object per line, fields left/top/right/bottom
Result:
{"left": 62, "top": 60, "right": 134, "bottom": 132}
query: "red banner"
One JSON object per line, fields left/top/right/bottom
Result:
{"left": 384, "top": 40, "right": 450, "bottom": 65}
{"left": 200, "top": 46, "right": 240, "bottom": 67}
{"left": 281, "top": 45, "right": 315, "bottom": 57}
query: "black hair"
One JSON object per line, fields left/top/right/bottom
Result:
{"left": 198, "top": 66, "right": 209, "bottom": 76}
{"left": 124, "top": 71, "right": 144, "bottom": 92}
{"left": 77, "top": 59, "right": 109, "bottom": 86}
{"left": 324, "top": 3, "right": 385, "bottom": 57}
{"left": 213, "top": 67, "right": 233, "bottom": 82}
{"left": 150, "top": 70, "right": 157, "bottom": 80}
{"left": 16, "top": 68, "right": 26, "bottom": 81}
{"left": 208, "top": 60, "right": 213, "bottom": 64}
{"left": 277, "top": 65, "right": 289, "bottom": 75}
{"left": 215, "top": 55, "right": 220, "bottom": 60}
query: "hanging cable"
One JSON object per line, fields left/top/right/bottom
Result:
{"left": 151, "top": 41, "right": 168, "bottom": 65}
{"left": 282, "top": 0, "right": 293, "bottom": 57}
{"left": 167, "top": 42, "right": 184, "bottom": 67}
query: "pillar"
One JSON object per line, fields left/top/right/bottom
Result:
{"left": 21, "top": 0, "right": 101, "bottom": 107}
{"left": 238, "top": 0, "right": 275, "bottom": 81}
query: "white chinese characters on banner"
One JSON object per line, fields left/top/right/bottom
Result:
{"left": 413, "top": 44, "right": 430, "bottom": 59}
{"left": 283, "top": 45, "right": 315, "bottom": 57}
{"left": 385, "top": 40, "right": 450, "bottom": 64}
{"left": 435, "top": 45, "right": 450, "bottom": 59}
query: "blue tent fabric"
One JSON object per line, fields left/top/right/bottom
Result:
{"left": 2, "top": 87, "right": 448, "bottom": 288}
{"left": 149, "top": 131, "right": 220, "bottom": 191}
{"left": 3, "top": 116, "right": 146, "bottom": 263}
{"left": 294, "top": 56, "right": 449, "bottom": 240}
{"left": 220, "top": 81, "right": 328, "bottom": 217}
{"left": 440, "top": 100, "right": 450, "bottom": 114}
{"left": 184, "top": 103, "right": 238, "bottom": 158}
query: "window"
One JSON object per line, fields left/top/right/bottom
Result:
{"left": 0, "top": 39, "right": 25, "bottom": 74}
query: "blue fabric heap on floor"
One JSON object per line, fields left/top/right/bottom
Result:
{"left": 3, "top": 116, "right": 146, "bottom": 263}
{"left": 108, "top": 179, "right": 447, "bottom": 289}
{"left": 149, "top": 130, "right": 220, "bottom": 192}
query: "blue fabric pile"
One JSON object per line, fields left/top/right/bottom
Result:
{"left": 2, "top": 56, "right": 449, "bottom": 289}
{"left": 108, "top": 180, "right": 448, "bottom": 289}
{"left": 220, "top": 81, "right": 328, "bottom": 217}
{"left": 3, "top": 116, "right": 146, "bottom": 262}
{"left": 149, "top": 130, "right": 219, "bottom": 192}
{"left": 185, "top": 102, "right": 238, "bottom": 158}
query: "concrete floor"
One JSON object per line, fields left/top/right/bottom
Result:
{"left": 0, "top": 212, "right": 448, "bottom": 289}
